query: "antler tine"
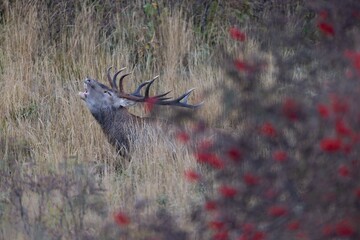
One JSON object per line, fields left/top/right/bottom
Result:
{"left": 112, "top": 67, "right": 127, "bottom": 92}
{"left": 118, "top": 72, "right": 131, "bottom": 93}
{"left": 107, "top": 66, "right": 114, "bottom": 88}
{"left": 153, "top": 91, "right": 172, "bottom": 99}
{"left": 131, "top": 81, "right": 151, "bottom": 97}
{"left": 143, "top": 75, "right": 159, "bottom": 98}
{"left": 156, "top": 88, "right": 204, "bottom": 109}
{"left": 130, "top": 77, "right": 172, "bottom": 99}
{"left": 142, "top": 76, "right": 173, "bottom": 99}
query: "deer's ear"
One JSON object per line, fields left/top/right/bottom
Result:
{"left": 114, "top": 98, "right": 137, "bottom": 108}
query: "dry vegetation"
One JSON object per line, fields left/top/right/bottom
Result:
{"left": 1, "top": 0, "right": 360, "bottom": 239}
{"left": 0, "top": 1, "right": 241, "bottom": 238}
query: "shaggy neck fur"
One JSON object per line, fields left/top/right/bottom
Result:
{"left": 91, "top": 106, "right": 142, "bottom": 156}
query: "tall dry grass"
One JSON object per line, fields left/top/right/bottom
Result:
{"left": 0, "top": 1, "right": 252, "bottom": 238}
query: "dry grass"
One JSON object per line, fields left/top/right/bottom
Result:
{"left": 0, "top": 1, "right": 243, "bottom": 237}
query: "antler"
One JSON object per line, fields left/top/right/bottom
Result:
{"left": 107, "top": 66, "right": 127, "bottom": 92}
{"left": 150, "top": 88, "right": 203, "bottom": 109}
{"left": 108, "top": 67, "right": 203, "bottom": 109}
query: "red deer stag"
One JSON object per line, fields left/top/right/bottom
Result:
{"left": 79, "top": 67, "right": 202, "bottom": 157}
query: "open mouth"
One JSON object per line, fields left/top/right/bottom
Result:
{"left": 78, "top": 82, "right": 89, "bottom": 100}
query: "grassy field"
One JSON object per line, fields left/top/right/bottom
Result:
{"left": 3, "top": 1, "right": 359, "bottom": 239}
{"left": 0, "top": 1, "right": 249, "bottom": 238}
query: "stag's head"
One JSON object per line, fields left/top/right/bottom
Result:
{"left": 79, "top": 67, "right": 136, "bottom": 114}
{"left": 79, "top": 66, "right": 203, "bottom": 114}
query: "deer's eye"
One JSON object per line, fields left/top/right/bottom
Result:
{"left": 104, "top": 90, "right": 112, "bottom": 96}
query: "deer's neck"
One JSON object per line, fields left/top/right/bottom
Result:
{"left": 91, "top": 107, "right": 129, "bottom": 127}
{"left": 91, "top": 107, "right": 142, "bottom": 154}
